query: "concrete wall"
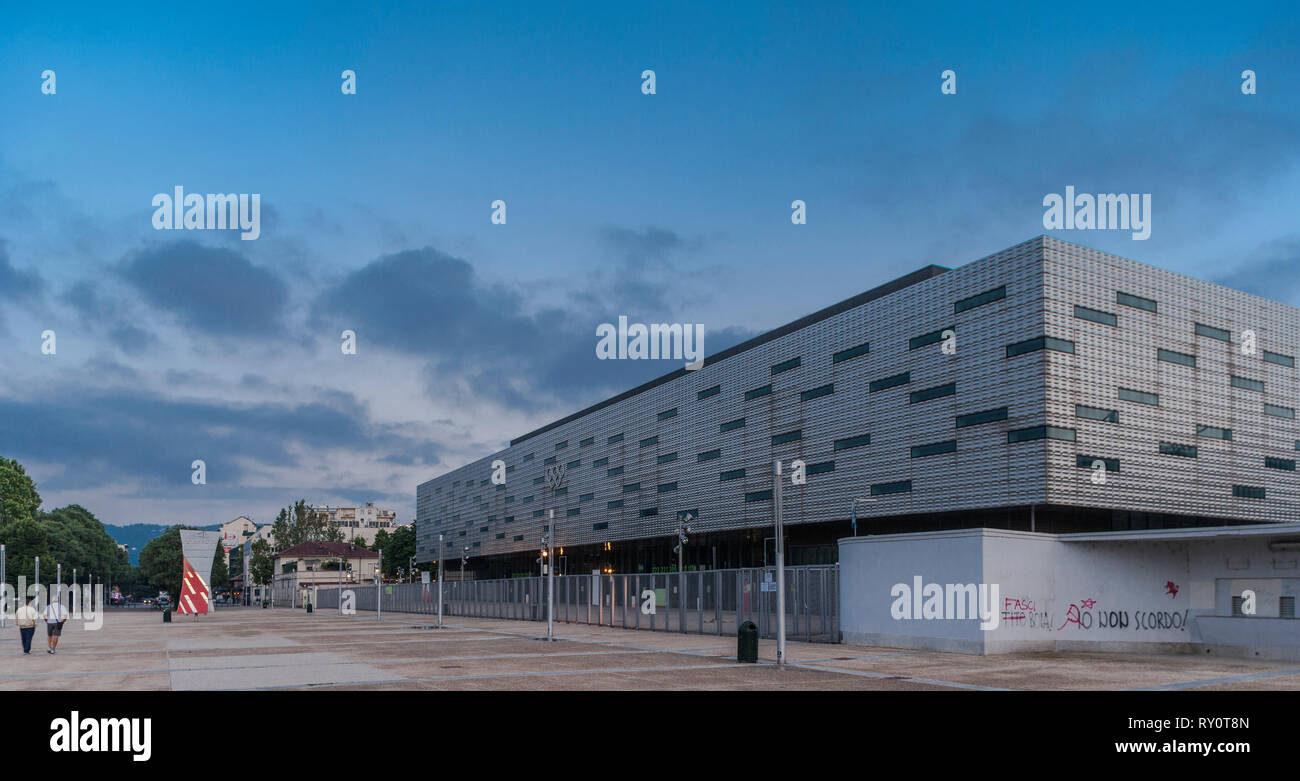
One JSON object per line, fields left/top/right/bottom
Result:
{"left": 840, "top": 527, "right": 1300, "bottom": 659}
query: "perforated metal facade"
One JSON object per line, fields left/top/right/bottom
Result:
{"left": 416, "top": 237, "right": 1300, "bottom": 565}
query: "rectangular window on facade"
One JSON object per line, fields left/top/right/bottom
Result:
{"left": 657, "top": 452, "right": 678, "bottom": 464}
{"left": 514, "top": 535, "right": 525, "bottom": 541}
{"left": 593, "top": 522, "right": 609, "bottom": 531}
{"left": 833, "top": 433, "right": 871, "bottom": 450}
{"left": 1074, "top": 305, "right": 1118, "bottom": 326}
{"left": 1197, "top": 425, "right": 1232, "bottom": 440}
{"left": 580, "top": 436, "right": 594, "bottom": 447}
{"left": 480, "top": 526, "right": 488, "bottom": 532}
{"left": 608, "top": 433, "right": 624, "bottom": 444}
{"left": 697, "top": 448, "right": 721, "bottom": 462}
{"left": 871, "top": 480, "right": 912, "bottom": 496}
{"left": 533, "top": 476, "right": 545, "bottom": 485}
{"left": 870, "top": 372, "right": 910, "bottom": 392}
{"left": 720, "top": 418, "right": 746, "bottom": 433}
{"left": 607, "top": 466, "right": 623, "bottom": 477}
{"left": 554, "top": 487, "right": 568, "bottom": 496}
{"left": 1195, "top": 323, "right": 1231, "bottom": 341}
{"left": 622, "top": 482, "right": 640, "bottom": 493}
{"left": 1264, "top": 350, "right": 1296, "bottom": 368}
{"left": 833, "top": 342, "right": 870, "bottom": 363}
{"left": 555, "top": 441, "right": 568, "bottom": 450}
{"left": 1265, "top": 404, "right": 1295, "bottom": 419}
{"left": 1158, "top": 348, "right": 1196, "bottom": 367}
{"left": 522, "top": 496, "right": 533, "bottom": 504}
{"left": 1008, "top": 426, "right": 1076, "bottom": 443}
{"left": 607, "top": 500, "right": 623, "bottom": 510}
{"left": 1233, "top": 485, "right": 1265, "bottom": 499}
{"left": 1007, "top": 336, "right": 1076, "bottom": 357}
{"left": 1076, "top": 455, "right": 1120, "bottom": 472}
{"left": 911, "top": 440, "right": 957, "bottom": 458}
{"left": 522, "top": 454, "right": 534, "bottom": 462}
{"left": 567, "top": 508, "right": 581, "bottom": 516}
{"left": 745, "top": 490, "right": 773, "bottom": 502}
{"left": 505, "top": 496, "right": 514, "bottom": 503}
{"left": 956, "top": 407, "right": 1008, "bottom": 428}
{"left": 806, "top": 461, "right": 835, "bottom": 475}
{"left": 544, "top": 456, "right": 556, "bottom": 465}
{"left": 801, "top": 383, "right": 834, "bottom": 402}
{"left": 505, "top": 516, "right": 514, "bottom": 523}
{"left": 1118, "top": 387, "right": 1159, "bottom": 406}
{"left": 697, "top": 385, "right": 721, "bottom": 400}
{"left": 657, "top": 482, "right": 677, "bottom": 493}
{"left": 909, "top": 328, "right": 952, "bottom": 350}
{"left": 532, "top": 510, "right": 544, "bottom": 517}
{"left": 1076, "top": 405, "right": 1119, "bottom": 422}
{"left": 910, "top": 382, "right": 956, "bottom": 403}
{"left": 567, "top": 459, "right": 581, "bottom": 469}
{"left": 1159, "top": 442, "right": 1198, "bottom": 458}
{"left": 640, "top": 508, "right": 659, "bottom": 517}
{"left": 745, "top": 384, "right": 773, "bottom": 400}
{"left": 579, "top": 492, "right": 594, "bottom": 501}
{"left": 1232, "top": 376, "right": 1264, "bottom": 392}
{"left": 1265, "top": 457, "right": 1296, "bottom": 471}
{"left": 1117, "top": 291, "right": 1157, "bottom": 312}
{"left": 496, "top": 533, "right": 505, "bottom": 540}
{"left": 772, "top": 429, "right": 802, "bottom": 445}
{"left": 771, "top": 357, "right": 801, "bottom": 375}
{"left": 955, "top": 286, "right": 1006, "bottom": 313}
{"left": 658, "top": 408, "right": 678, "bottom": 421}
{"left": 720, "top": 469, "right": 745, "bottom": 481}
{"left": 640, "top": 435, "right": 659, "bottom": 448}
{"left": 593, "top": 457, "right": 609, "bottom": 468}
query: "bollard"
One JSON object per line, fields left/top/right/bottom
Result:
{"left": 737, "top": 620, "right": 758, "bottom": 663}
{"left": 162, "top": 608, "right": 172, "bottom": 623}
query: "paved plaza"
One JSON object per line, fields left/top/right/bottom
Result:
{"left": 2, "top": 607, "right": 1298, "bottom": 691}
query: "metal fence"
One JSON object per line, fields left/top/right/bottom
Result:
{"left": 312, "top": 565, "right": 839, "bottom": 643}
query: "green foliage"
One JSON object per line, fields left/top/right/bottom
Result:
{"left": 42, "top": 504, "right": 130, "bottom": 586}
{"left": 0, "top": 456, "right": 42, "bottom": 526}
{"left": 137, "top": 526, "right": 193, "bottom": 597}
{"left": 0, "top": 518, "right": 50, "bottom": 586}
{"left": 249, "top": 539, "right": 273, "bottom": 586}
{"left": 210, "top": 539, "right": 228, "bottom": 589}
{"left": 377, "top": 526, "right": 415, "bottom": 577}
{"left": 269, "top": 500, "right": 337, "bottom": 550}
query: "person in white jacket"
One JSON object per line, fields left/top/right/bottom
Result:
{"left": 15, "top": 597, "right": 39, "bottom": 655}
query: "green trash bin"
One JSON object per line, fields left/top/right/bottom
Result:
{"left": 306, "top": 603, "right": 313, "bottom": 614}
{"left": 162, "top": 608, "right": 172, "bottom": 623}
{"left": 737, "top": 620, "right": 758, "bottom": 663}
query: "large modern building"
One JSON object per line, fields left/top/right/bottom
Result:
{"left": 416, "top": 237, "right": 1300, "bottom": 581}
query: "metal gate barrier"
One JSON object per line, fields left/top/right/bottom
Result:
{"left": 313, "top": 565, "right": 839, "bottom": 643}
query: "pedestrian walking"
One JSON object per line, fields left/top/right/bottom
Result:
{"left": 15, "top": 597, "right": 38, "bottom": 654}
{"left": 44, "top": 596, "right": 69, "bottom": 654}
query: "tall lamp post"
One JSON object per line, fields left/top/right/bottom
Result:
{"left": 773, "top": 460, "right": 786, "bottom": 668}
{"left": 437, "top": 533, "right": 444, "bottom": 629}
{"left": 674, "top": 512, "right": 692, "bottom": 634}
{"left": 849, "top": 497, "right": 873, "bottom": 537}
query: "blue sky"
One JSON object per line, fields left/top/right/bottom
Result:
{"left": 1, "top": 1, "right": 1297, "bottom": 528}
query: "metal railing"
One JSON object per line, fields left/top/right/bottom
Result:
{"left": 312, "top": 565, "right": 839, "bottom": 643}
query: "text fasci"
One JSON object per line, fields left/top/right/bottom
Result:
{"left": 49, "top": 711, "right": 151, "bottom": 762}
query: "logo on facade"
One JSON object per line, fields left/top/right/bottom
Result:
{"left": 545, "top": 464, "right": 567, "bottom": 490}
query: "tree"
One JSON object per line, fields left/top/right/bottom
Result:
{"left": 383, "top": 526, "right": 416, "bottom": 578}
{"left": 269, "top": 500, "right": 336, "bottom": 549}
{"left": 249, "top": 539, "right": 273, "bottom": 588}
{"left": 372, "top": 528, "right": 391, "bottom": 564}
{"left": 351, "top": 536, "right": 367, "bottom": 547}
{"left": 42, "top": 505, "right": 130, "bottom": 586}
{"left": 137, "top": 526, "right": 192, "bottom": 597}
{"left": 210, "top": 539, "right": 228, "bottom": 590}
{"left": 0, "top": 456, "right": 42, "bottom": 527}
{"left": 0, "top": 518, "right": 50, "bottom": 587}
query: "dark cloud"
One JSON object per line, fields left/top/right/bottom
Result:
{"left": 0, "top": 239, "right": 44, "bottom": 301}
{"left": 118, "top": 240, "right": 288, "bottom": 337}
{"left": 0, "top": 386, "right": 443, "bottom": 494}
{"left": 311, "top": 244, "right": 755, "bottom": 412}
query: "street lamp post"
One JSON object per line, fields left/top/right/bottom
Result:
{"left": 0, "top": 544, "right": 6, "bottom": 629}
{"left": 674, "top": 512, "right": 692, "bottom": 634}
{"left": 849, "top": 497, "right": 873, "bottom": 537}
{"left": 437, "top": 533, "right": 444, "bottom": 629}
{"left": 773, "top": 460, "right": 786, "bottom": 667}
{"left": 376, "top": 549, "right": 383, "bottom": 622}
{"left": 337, "top": 556, "right": 342, "bottom": 616}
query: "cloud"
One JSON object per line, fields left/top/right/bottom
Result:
{"left": 1213, "top": 235, "right": 1300, "bottom": 305}
{"left": 118, "top": 240, "right": 289, "bottom": 337}
{"left": 0, "top": 239, "right": 44, "bottom": 301}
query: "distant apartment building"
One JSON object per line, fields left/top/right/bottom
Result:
{"left": 218, "top": 516, "right": 258, "bottom": 565}
{"left": 271, "top": 541, "right": 380, "bottom": 608}
{"left": 313, "top": 503, "right": 401, "bottom": 545}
